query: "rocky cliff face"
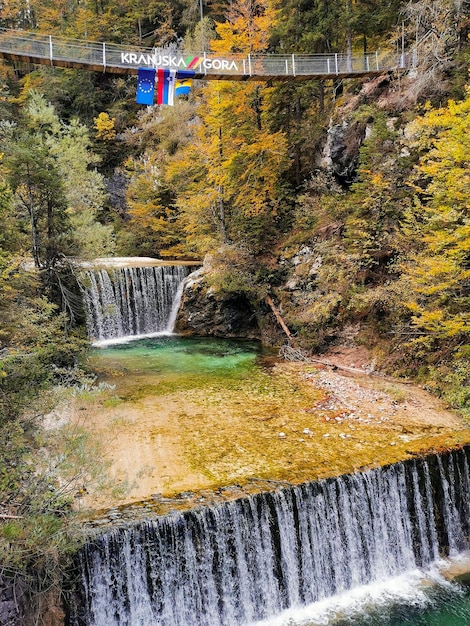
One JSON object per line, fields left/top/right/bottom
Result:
{"left": 320, "top": 119, "right": 367, "bottom": 185}
{"left": 175, "top": 268, "right": 261, "bottom": 340}
{"left": 174, "top": 74, "right": 444, "bottom": 351}
{"left": 319, "top": 75, "right": 395, "bottom": 185}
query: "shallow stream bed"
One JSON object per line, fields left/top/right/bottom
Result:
{"left": 74, "top": 335, "right": 470, "bottom": 513}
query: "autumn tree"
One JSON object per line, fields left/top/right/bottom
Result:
{"left": 119, "top": 99, "right": 197, "bottom": 257}
{"left": 125, "top": 151, "right": 182, "bottom": 256}
{"left": 399, "top": 90, "right": 470, "bottom": 347}
{"left": 94, "top": 111, "right": 116, "bottom": 140}
{"left": 0, "top": 0, "right": 36, "bottom": 29}
{"left": 166, "top": 0, "right": 291, "bottom": 255}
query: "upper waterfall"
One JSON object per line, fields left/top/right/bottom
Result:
{"left": 81, "top": 260, "right": 194, "bottom": 343}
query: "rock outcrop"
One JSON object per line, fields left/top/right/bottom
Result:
{"left": 320, "top": 119, "right": 367, "bottom": 185}
{"left": 175, "top": 268, "right": 261, "bottom": 339}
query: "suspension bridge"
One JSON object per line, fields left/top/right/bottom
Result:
{"left": 0, "top": 28, "right": 410, "bottom": 81}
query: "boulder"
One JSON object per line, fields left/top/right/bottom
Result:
{"left": 175, "top": 269, "right": 260, "bottom": 339}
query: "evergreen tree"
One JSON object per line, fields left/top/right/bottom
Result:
{"left": 345, "top": 108, "right": 406, "bottom": 275}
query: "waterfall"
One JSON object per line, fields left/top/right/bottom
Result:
{"left": 69, "top": 447, "right": 470, "bottom": 626}
{"left": 82, "top": 265, "right": 192, "bottom": 342}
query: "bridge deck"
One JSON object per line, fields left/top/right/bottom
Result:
{"left": 0, "top": 29, "right": 406, "bottom": 80}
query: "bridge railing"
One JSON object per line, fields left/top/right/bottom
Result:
{"left": 0, "top": 29, "right": 102, "bottom": 65}
{"left": 0, "top": 28, "right": 403, "bottom": 78}
{"left": 248, "top": 51, "right": 400, "bottom": 77}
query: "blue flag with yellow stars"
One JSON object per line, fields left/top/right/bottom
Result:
{"left": 136, "top": 67, "right": 156, "bottom": 105}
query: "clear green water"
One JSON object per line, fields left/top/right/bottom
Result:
{"left": 88, "top": 337, "right": 470, "bottom": 626}
{"left": 258, "top": 573, "right": 470, "bottom": 626}
{"left": 90, "top": 335, "right": 265, "bottom": 378}
{"left": 394, "top": 591, "right": 470, "bottom": 625}
{"left": 332, "top": 582, "right": 470, "bottom": 626}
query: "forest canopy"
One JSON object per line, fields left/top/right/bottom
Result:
{"left": 0, "top": 0, "right": 469, "bottom": 619}
{"left": 0, "top": 2, "right": 467, "bottom": 414}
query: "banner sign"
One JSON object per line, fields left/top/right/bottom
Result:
{"left": 121, "top": 52, "right": 239, "bottom": 72}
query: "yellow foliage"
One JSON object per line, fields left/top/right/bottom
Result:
{"left": 11, "top": 74, "right": 45, "bottom": 105}
{"left": 166, "top": 40, "right": 289, "bottom": 248}
{"left": 93, "top": 112, "right": 116, "bottom": 141}
{"left": 211, "top": 0, "right": 277, "bottom": 54}
{"left": 401, "top": 84, "right": 470, "bottom": 342}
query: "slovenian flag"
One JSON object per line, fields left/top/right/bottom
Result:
{"left": 136, "top": 67, "right": 156, "bottom": 105}
{"left": 157, "top": 68, "right": 177, "bottom": 105}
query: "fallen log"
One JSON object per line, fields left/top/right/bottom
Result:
{"left": 265, "top": 295, "right": 298, "bottom": 348}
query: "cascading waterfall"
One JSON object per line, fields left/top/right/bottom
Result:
{"left": 82, "top": 265, "right": 192, "bottom": 342}
{"left": 69, "top": 447, "right": 470, "bottom": 626}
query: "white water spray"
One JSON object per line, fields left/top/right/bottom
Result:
{"left": 70, "top": 448, "right": 470, "bottom": 626}
{"left": 81, "top": 265, "right": 192, "bottom": 343}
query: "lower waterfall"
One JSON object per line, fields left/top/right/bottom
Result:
{"left": 69, "top": 447, "right": 470, "bottom": 626}
{"left": 82, "top": 265, "right": 192, "bottom": 342}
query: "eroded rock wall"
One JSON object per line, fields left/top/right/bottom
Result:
{"left": 175, "top": 268, "right": 261, "bottom": 340}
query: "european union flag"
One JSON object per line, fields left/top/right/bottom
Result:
{"left": 136, "top": 67, "right": 156, "bottom": 105}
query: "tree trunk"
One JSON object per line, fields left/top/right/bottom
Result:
{"left": 46, "top": 192, "right": 55, "bottom": 266}
{"left": 265, "top": 295, "right": 298, "bottom": 347}
{"left": 318, "top": 80, "right": 325, "bottom": 113}
{"left": 24, "top": 164, "right": 41, "bottom": 269}
{"left": 218, "top": 190, "right": 228, "bottom": 244}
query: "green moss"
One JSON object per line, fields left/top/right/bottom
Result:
{"left": 102, "top": 395, "right": 123, "bottom": 408}
{"left": 77, "top": 339, "right": 470, "bottom": 510}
